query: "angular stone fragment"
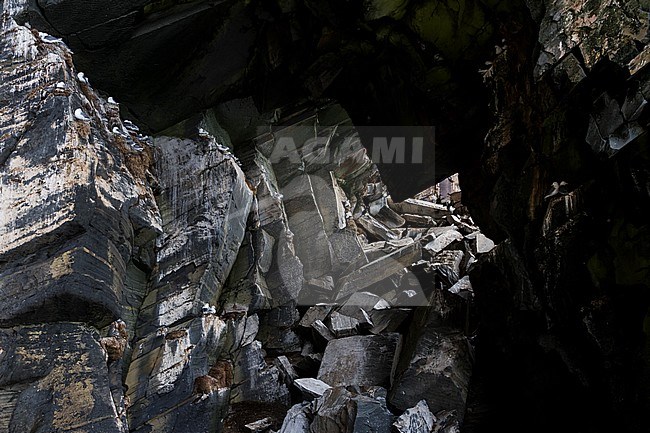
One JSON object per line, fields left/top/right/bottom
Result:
{"left": 369, "top": 308, "right": 411, "bottom": 334}
{"left": 424, "top": 230, "right": 463, "bottom": 254}
{"left": 338, "top": 291, "right": 387, "bottom": 318}
{"left": 448, "top": 275, "right": 473, "bottom": 300}
{"left": 475, "top": 232, "right": 495, "bottom": 254}
{"left": 393, "top": 400, "right": 436, "bottom": 433}
{"left": 328, "top": 311, "right": 359, "bottom": 337}
{"left": 310, "top": 387, "right": 356, "bottom": 433}
{"left": 311, "top": 171, "right": 347, "bottom": 233}
{"left": 374, "top": 205, "right": 406, "bottom": 228}
{"left": 275, "top": 355, "right": 298, "bottom": 383}
{"left": 358, "top": 214, "right": 400, "bottom": 241}
{"left": 353, "top": 394, "right": 394, "bottom": 433}
{"left": 294, "top": 378, "right": 333, "bottom": 398}
{"left": 231, "top": 340, "right": 290, "bottom": 405}
{"left": 299, "top": 304, "right": 335, "bottom": 328}
{"left": 318, "top": 334, "right": 402, "bottom": 387}
{"left": 336, "top": 242, "right": 421, "bottom": 301}
{"left": 278, "top": 403, "right": 311, "bottom": 433}
{"left": 280, "top": 174, "right": 332, "bottom": 279}
{"left": 430, "top": 250, "right": 464, "bottom": 286}
{"left": 402, "top": 213, "right": 435, "bottom": 227}
{"left": 390, "top": 199, "right": 450, "bottom": 218}
{"left": 245, "top": 417, "right": 273, "bottom": 432}
{"left": 312, "top": 319, "right": 336, "bottom": 342}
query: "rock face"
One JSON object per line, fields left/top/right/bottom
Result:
{"left": 2, "top": 1, "right": 650, "bottom": 433}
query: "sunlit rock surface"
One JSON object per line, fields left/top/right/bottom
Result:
{"left": 2, "top": 1, "right": 650, "bottom": 432}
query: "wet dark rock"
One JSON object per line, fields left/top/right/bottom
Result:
{"left": 390, "top": 327, "right": 472, "bottom": 419}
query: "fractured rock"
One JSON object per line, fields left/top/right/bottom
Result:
{"left": 393, "top": 400, "right": 436, "bottom": 433}
{"left": 358, "top": 214, "right": 400, "bottom": 241}
{"left": 389, "top": 328, "right": 472, "bottom": 420}
{"left": 353, "top": 394, "right": 394, "bottom": 433}
{"left": 336, "top": 242, "right": 421, "bottom": 301}
{"left": 424, "top": 230, "right": 463, "bottom": 254}
{"left": 310, "top": 387, "right": 356, "bottom": 433}
{"left": 328, "top": 311, "right": 359, "bottom": 337}
{"left": 390, "top": 199, "right": 450, "bottom": 219}
{"left": 278, "top": 403, "right": 311, "bottom": 433}
{"left": 294, "top": 377, "right": 333, "bottom": 398}
{"left": 318, "top": 334, "right": 402, "bottom": 388}
{"left": 312, "top": 319, "right": 336, "bottom": 342}
{"left": 299, "top": 304, "right": 335, "bottom": 328}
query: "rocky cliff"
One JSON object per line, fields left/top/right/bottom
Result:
{"left": 1, "top": 1, "right": 649, "bottom": 432}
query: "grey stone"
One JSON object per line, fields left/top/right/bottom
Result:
{"left": 352, "top": 394, "right": 394, "bottom": 433}
{"left": 318, "top": 334, "right": 402, "bottom": 388}
{"left": 369, "top": 309, "right": 411, "bottom": 334}
{"left": 0, "top": 324, "right": 127, "bottom": 433}
{"left": 475, "top": 233, "right": 495, "bottom": 254}
{"left": 402, "top": 213, "right": 435, "bottom": 227}
{"left": 390, "top": 199, "right": 450, "bottom": 219}
{"left": 358, "top": 214, "right": 400, "bottom": 241}
{"left": 336, "top": 242, "right": 421, "bottom": 301}
{"left": 393, "top": 400, "right": 436, "bottom": 433}
{"left": 245, "top": 417, "right": 273, "bottom": 432}
{"left": 278, "top": 403, "right": 311, "bottom": 433}
{"left": 281, "top": 174, "right": 332, "bottom": 279}
{"left": 389, "top": 328, "right": 472, "bottom": 420}
{"left": 299, "top": 304, "right": 335, "bottom": 328}
{"left": 274, "top": 355, "right": 298, "bottom": 383}
{"left": 310, "top": 387, "right": 356, "bottom": 433}
{"left": 328, "top": 311, "right": 359, "bottom": 337}
{"left": 312, "top": 319, "right": 336, "bottom": 342}
{"left": 338, "top": 291, "right": 387, "bottom": 317}
{"left": 448, "top": 276, "right": 473, "bottom": 300}
{"left": 373, "top": 205, "right": 406, "bottom": 228}
{"left": 424, "top": 230, "right": 463, "bottom": 254}
{"left": 231, "top": 341, "right": 290, "bottom": 405}
{"left": 294, "top": 377, "right": 333, "bottom": 398}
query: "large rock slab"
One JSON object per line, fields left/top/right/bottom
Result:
{"left": 336, "top": 241, "right": 421, "bottom": 300}
{"left": 317, "top": 334, "right": 402, "bottom": 388}
{"left": 0, "top": 323, "right": 125, "bottom": 433}
{"left": 0, "top": 14, "right": 160, "bottom": 328}
{"left": 125, "top": 316, "right": 229, "bottom": 429}
{"left": 389, "top": 328, "right": 472, "bottom": 419}
{"left": 147, "top": 135, "right": 253, "bottom": 330}
{"left": 390, "top": 199, "right": 450, "bottom": 219}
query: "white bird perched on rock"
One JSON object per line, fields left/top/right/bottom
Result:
{"left": 77, "top": 72, "right": 89, "bottom": 85}
{"left": 201, "top": 303, "right": 217, "bottom": 315}
{"left": 198, "top": 128, "right": 210, "bottom": 138}
{"left": 123, "top": 119, "right": 139, "bottom": 132}
{"left": 107, "top": 96, "right": 118, "bottom": 105}
{"left": 74, "top": 108, "right": 91, "bottom": 122}
{"left": 39, "top": 32, "right": 63, "bottom": 44}
{"left": 112, "top": 126, "right": 128, "bottom": 138}
{"left": 55, "top": 81, "right": 66, "bottom": 89}
{"left": 544, "top": 181, "right": 569, "bottom": 200}
{"left": 130, "top": 143, "right": 144, "bottom": 152}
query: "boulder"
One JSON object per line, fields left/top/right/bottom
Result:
{"left": 318, "top": 334, "right": 402, "bottom": 388}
